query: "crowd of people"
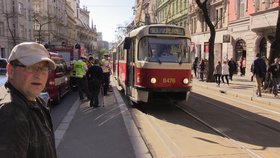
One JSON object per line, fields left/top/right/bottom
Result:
{"left": 72, "top": 54, "right": 112, "bottom": 107}
{"left": 193, "top": 54, "right": 280, "bottom": 97}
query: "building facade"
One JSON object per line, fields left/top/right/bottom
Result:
{"left": 0, "top": 0, "right": 99, "bottom": 58}
{"left": 189, "top": 0, "right": 229, "bottom": 66}
{"left": 228, "top": 0, "right": 279, "bottom": 75}
{"left": 32, "top": 0, "right": 67, "bottom": 46}
{"left": 0, "top": 0, "right": 34, "bottom": 58}
{"left": 146, "top": 0, "right": 279, "bottom": 77}
{"left": 157, "top": 0, "right": 189, "bottom": 28}
{"left": 134, "top": 0, "right": 158, "bottom": 26}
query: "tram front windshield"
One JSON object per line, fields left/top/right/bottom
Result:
{"left": 138, "top": 37, "right": 191, "bottom": 63}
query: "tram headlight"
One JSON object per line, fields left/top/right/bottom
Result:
{"left": 182, "top": 78, "right": 189, "bottom": 85}
{"left": 150, "top": 77, "right": 157, "bottom": 84}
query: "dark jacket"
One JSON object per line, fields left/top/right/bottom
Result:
{"left": 253, "top": 57, "right": 267, "bottom": 77}
{"left": 0, "top": 82, "right": 57, "bottom": 158}
{"left": 268, "top": 63, "right": 280, "bottom": 78}
{"left": 86, "top": 64, "right": 104, "bottom": 88}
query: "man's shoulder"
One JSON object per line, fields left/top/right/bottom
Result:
{"left": 0, "top": 86, "right": 11, "bottom": 105}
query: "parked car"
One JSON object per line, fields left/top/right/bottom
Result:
{"left": 45, "top": 52, "right": 71, "bottom": 105}
{"left": 0, "top": 58, "right": 7, "bottom": 75}
{"left": 39, "top": 89, "right": 50, "bottom": 108}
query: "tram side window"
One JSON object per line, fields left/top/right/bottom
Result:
{"left": 118, "top": 43, "right": 125, "bottom": 61}
{"left": 138, "top": 37, "right": 149, "bottom": 61}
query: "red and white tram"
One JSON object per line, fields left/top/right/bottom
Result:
{"left": 113, "top": 24, "right": 192, "bottom": 104}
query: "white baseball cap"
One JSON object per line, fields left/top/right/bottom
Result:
{"left": 8, "top": 42, "right": 56, "bottom": 70}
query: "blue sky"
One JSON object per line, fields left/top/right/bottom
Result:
{"left": 80, "top": 0, "right": 135, "bottom": 42}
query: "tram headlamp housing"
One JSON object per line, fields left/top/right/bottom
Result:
{"left": 150, "top": 77, "right": 157, "bottom": 84}
{"left": 182, "top": 78, "right": 189, "bottom": 85}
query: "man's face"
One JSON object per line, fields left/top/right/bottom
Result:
{"left": 8, "top": 61, "right": 49, "bottom": 101}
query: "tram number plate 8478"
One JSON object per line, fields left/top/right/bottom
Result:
{"left": 163, "top": 78, "right": 176, "bottom": 84}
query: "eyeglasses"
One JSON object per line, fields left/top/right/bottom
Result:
{"left": 13, "top": 64, "right": 50, "bottom": 73}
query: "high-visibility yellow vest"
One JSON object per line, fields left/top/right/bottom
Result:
{"left": 74, "top": 60, "right": 86, "bottom": 78}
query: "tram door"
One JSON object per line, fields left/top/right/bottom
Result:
{"left": 124, "top": 37, "right": 134, "bottom": 96}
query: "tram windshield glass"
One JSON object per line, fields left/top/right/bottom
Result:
{"left": 138, "top": 37, "right": 191, "bottom": 63}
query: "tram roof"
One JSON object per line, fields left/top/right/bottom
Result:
{"left": 128, "top": 24, "right": 186, "bottom": 38}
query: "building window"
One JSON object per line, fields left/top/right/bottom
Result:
{"left": 29, "top": 29, "right": 32, "bottom": 40}
{"left": 19, "top": 25, "right": 24, "bottom": 38}
{"left": 240, "top": 0, "right": 245, "bottom": 17}
{"left": 18, "top": 2, "right": 23, "bottom": 14}
{"left": 265, "top": 0, "right": 273, "bottom": 9}
{"left": 0, "top": 22, "right": 4, "bottom": 36}
{"left": 254, "top": 0, "right": 261, "bottom": 11}
{"left": 215, "top": 7, "right": 223, "bottom": 29}
{"left": 191, "top": 16, "right": 197, "bottom": 34}
{"left": 33, "top": 21, "right": 40, "bottom": 30}
{"left": 176, "top": 0, "right": 178, "bottom": 13}
{"left": 172, "top": 3, "right": 175, "bottom": 15}
{"left": 28, "top": 10, "right": 32, "bottom": 21}
{"left": 34, "top": 3, "right": 40, "bottom": 13}
{"left": 0, "top": 0, "right": 3, "bottom": 10}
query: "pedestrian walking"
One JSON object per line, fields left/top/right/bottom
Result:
{"left": 214, "top": 61, "right": 222, "bottom": 86}
{"left": 193, "top": 57, "right": 199, "bottom": 78}
{"left": 239, "top": 56, "right": 246, "bottom": 76}
{"left": 0, "top": 42, "right": 57, "bottom": 158}
{"left": 228, "top": 58, "right": 236, "bottom": 80}
{"left": 86, "top": 59, "right": 104, "bottom": 107}
{"left": 221, "top": 61, "right": 230, "bottom": 85}
{"left": 268, "top": 57, "right": 280, "bottom": 97}
{"left": 199, "top": 59, "right": 205, "bottom": 81}
{"left": 253, "top": 53, "right": 267, "bottom": 97}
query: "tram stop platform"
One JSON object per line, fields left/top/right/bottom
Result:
{"left": 192, "top": 74, "right": 279, "bottom": 107}
{"left": 55, "top": 86, "right": 151, "bottom": 158}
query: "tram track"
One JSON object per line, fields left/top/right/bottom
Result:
{"left": 191, "top": 87, "right": 280, "bottom": 134}
{"left": 130, "top": 102, "right": 257, "bottom": 157}
{"left": 174, "top": 88, "right": 280, "bottom": 158}
{"left": 128, "top": 90, "right": 280, "bottom": 158}
{"left": 176, "top": 103, "right": 263, "bottom": 158}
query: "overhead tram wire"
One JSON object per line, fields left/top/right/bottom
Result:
{"left": 83, "top": 5, "right": 132, "bottom": 8}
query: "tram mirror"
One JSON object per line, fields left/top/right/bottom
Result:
{"left": 124, "top": 37, "right": 131, "bottom": 49}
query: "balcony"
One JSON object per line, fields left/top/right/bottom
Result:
{"left": 250, "top": 7, "right": 279, "bottom": 32}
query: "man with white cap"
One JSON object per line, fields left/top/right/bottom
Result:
{"left": 0, "top": 42, "right": 57, "bottom": 157}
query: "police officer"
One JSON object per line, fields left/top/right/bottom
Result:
{"left": 70, "top": 60, "right": 77, "bottom": 90}
{"left": 74, "top": 56, "right": 90, "bottom": 100}
{"left": 86, "top": 59, "right": 104, "bottom": 107}
{"left": 101, "top": 54, "right": 111, "bottom": 95}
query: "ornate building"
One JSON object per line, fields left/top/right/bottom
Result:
{"left": 32, "top": 0, "right": 67, "bottom": 46}
{"left": 0, "top": 0, "right": 34, "bottom": 58}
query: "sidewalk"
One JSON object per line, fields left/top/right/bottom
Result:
{"left": 55, "top": 87, "right": 150, "bottom": 158}
{"left": 192, "top": 74, "right": 279, "bottom": 106}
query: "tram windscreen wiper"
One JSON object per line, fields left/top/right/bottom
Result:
{"left": 157, "top": 56, "right": 162, "bottom": 64}
{"left": 178, "top": 57, "right": 182, "bottom": 65}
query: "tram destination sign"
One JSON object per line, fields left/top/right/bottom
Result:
{"left": 149, "top": 26, "right": 185, "bottom": 36}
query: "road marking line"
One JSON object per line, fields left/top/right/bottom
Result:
{"left": 54, "top": 99, "right": 80, "bottom": 148}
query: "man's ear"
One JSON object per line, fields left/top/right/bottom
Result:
{"left": 7, "top": 64, "right": 14, "bottom": 78}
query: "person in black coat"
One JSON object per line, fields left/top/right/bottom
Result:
{"left": 253, "top": 53, "right": 267, "bottom": 97}
{"left": 268, "top": 57, "right": 280, "bottom": 97}
{"left": 86, "top": 59, "right": 104, "bottom": 107}
{"left": 228, "top": 58, "right": 236, "bottom": 80}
